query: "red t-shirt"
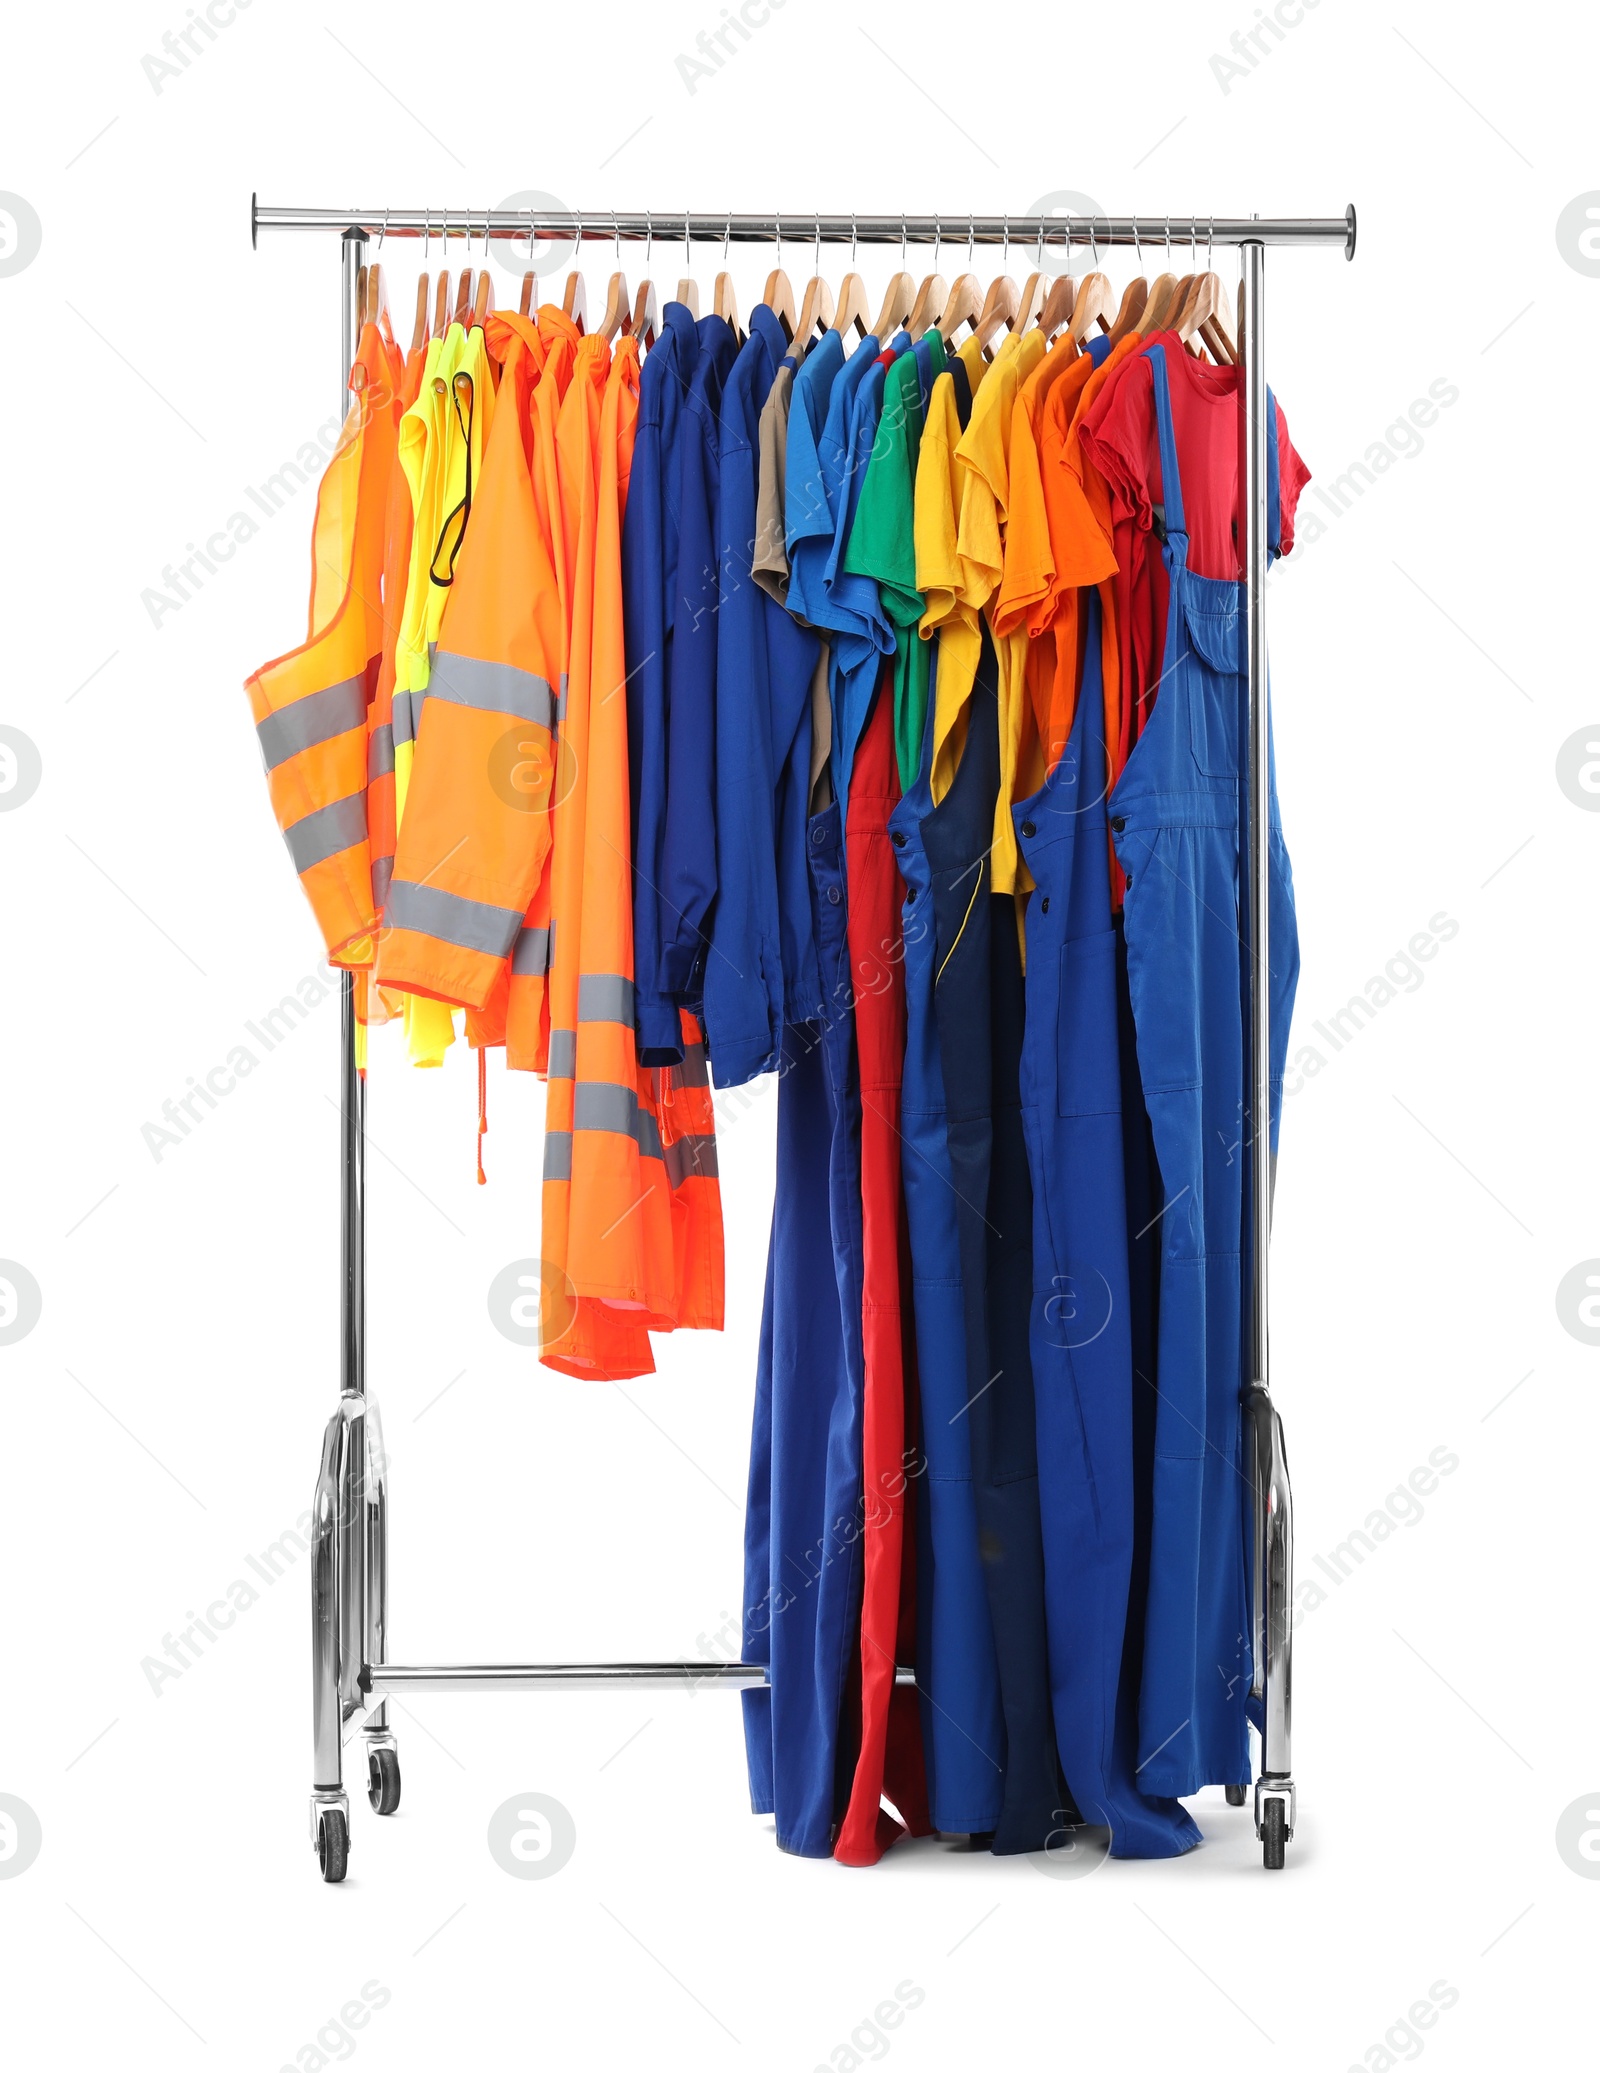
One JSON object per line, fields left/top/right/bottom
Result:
{"left": 1081, "top": 336, "right": 1310, "bottom": 576}
{"left": 1080, "top": 335, "right": 1311, "bottom": 742}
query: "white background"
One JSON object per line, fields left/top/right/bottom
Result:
{"left": 2, "top": 0, "right": 1596, "bottom": 2065}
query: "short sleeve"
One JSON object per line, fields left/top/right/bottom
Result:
{"left": 1274, "top": 400, "right": 1311, "bottom": 555}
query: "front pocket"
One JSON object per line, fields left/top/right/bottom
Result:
{"left": 1056, "top": 930, "right": 1121, "bottom": 1117}
{"left": 1181, "top": 591, "right": 1243, "bottom": 779}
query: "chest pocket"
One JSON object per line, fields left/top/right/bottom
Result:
{"left": 1180, "top": 587, "right": 1243, "bottom": 780}
{"left": 1057, "top": 930, "right": 1122, "bottom": 1118}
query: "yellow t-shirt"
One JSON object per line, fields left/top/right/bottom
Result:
{"left": 953, "top": 326, "right": 1046, "bottom": 895}
{"left": 915, "top": 353, "right": 992, "bottom": 805}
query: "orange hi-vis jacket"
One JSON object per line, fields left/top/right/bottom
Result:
{"left": 506, "top": 307, "right": 583, "bottom": 1073}
{"left": 539, "top": 336, "right": 725, "bottom": 1378}
{"left": 246, "top": 317, "right": 399, "bottom": 966}
{"left": 375, "top": 314, "right": 563, "bottom": 1019}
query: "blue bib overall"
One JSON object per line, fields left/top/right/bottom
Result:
{"left": 888, "top": 656, "right": 1006, "bottom": 1836}
{"left": 922, "top": 631, "right": 1066, "bottom": 1852}
{"left": 741, "top": 800, "right": 868, "bottom": 1854}
{"left": 1014, "top": 596, "right": 1202, "bottom": 1858}
{"left": 1109, "top": 347, "right": 1299, "bottom": 1797}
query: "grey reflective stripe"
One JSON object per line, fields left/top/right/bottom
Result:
{"left": 368, "top": 724, "right": 395, "bottom": 780}
{"left": 634, "top": 1105, "right": 664, "bottom": 1163}
{"left": 578, "top": 973, "right": 635, "bottom": 1025}
{"left": 543, "top": 1130, "right": 572, "bottom": 1181}
{"left": 285, "top": 791, "right": 366, "bottom": 874}
{"left": 383, "top": 879, "right": 522, "bottom": 958}
{"left": 512, "top": 926, "right": 550, "bottom": 976}
{"left": 555, "top": 672, "right": 569, "bottom": 723}
{"left": 256, "top": 673, "right": 365, "bottom": 772}
{"left": 573, "top": 1082, "right": 638, "bottom": 1138}
{"left": 392, "top": 687, "right": 421, "bottom": 748}
{"left": 664, "top": 1132, "right": 719, "bottom": 1186}
{"left": 673, "top": 1040, "right": 710, "bottom": 1090}
{"left": 547, "top": 1029, "right": 576, "bottom": 1079}
{"left": 427, "top": 651, "right": 555, "bottom": 728}
{"left": 372, "top": 854, "right": 393, "bottom": 910}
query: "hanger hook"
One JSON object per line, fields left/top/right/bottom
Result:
{"left": 724, "top": 210, "right": 732, "bottom": 269}
{"left": 1001, "top": 213, "right": 1009, "bottom": 273}
{"left": 901, "top": 212, "right": 908, "bottom": 272}
{"left": 685, "top": 209, "right": 692, "bottom": 278}
{"left": 1165, "top": 214, "right": 1172, "bottom": 269}
{"left": 614, "top": 208, "right": 622, "bottom": 269}
{"left": 850, "top": 210, "right": 858, "bottom": 269}
{"left": 1208, "top": 214, "right": 1215, "bottom": 274}
{"left": 644, "top": 208, "right": 653, "bottom": 271}
{"left": 1038, "top": 211, "right": 1047, "bottom": 273}
{"left": 815, "top": 211, "right": 823, "bottom": 280}
{"left": 1090, "top": 214, "right": 1100, "bottom": 271}
{"left": 967, "top": 212, "right": 975, "bottom": 272}
{"left": 1133, "top": 218, "right": 1143, "bottom": 274}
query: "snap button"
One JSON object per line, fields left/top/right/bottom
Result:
{"left": 1020, "top": 819, "right": 1037, "bottom": 839}
{"left": 827, "top": 885, "right": 841, "bottom": 905}
{"left": 1110, "top": 815, "right": 1126, "bottom": 833}
{"left": 1040, "top": 896, "right": 1050, "bottom": 914}
{"left": 811, "top": 825, "right": 826, "bottom": 846}
{"left": 905, "top": 887, "right": 917, "bottom": 903}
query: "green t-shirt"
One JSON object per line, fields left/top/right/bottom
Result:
{"left": 843, "top": 329, "right": 947, "bottom": 788}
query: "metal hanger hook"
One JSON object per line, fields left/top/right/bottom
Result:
{"left": 1090, "top": 215, "right": 1100, "bottom": 271}
{"left": 1165, "top": 214, "right": 1172, "bottom": 268}
{"left": 1001, "top": 214, "right": 1009, "bottom": 273}
{"left": 900, "top": 213, "right": 908, "bottom": 272}
{"left": 968, "top": 213, "right": 975, "bottom": 272}
{"left": 644, "top": 208, "right": 653, "bottom": 271}
{"left": 850, "top": 211, "right": 858, "bottom": 268}
{"left": 1208, "top": 215, "right": 1215, "bottom": 273}
{"left": 814, "top": 213, "right": 823, "bottom": 281}
{"left": 1037, "top": 212, "right": 1047, "bottom": 272}
{"left": 723, "top": 211, "right": 732, "bottom": 269}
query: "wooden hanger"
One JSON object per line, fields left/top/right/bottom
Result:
{"left": 1135, "top": 270, "right": 1181, "bottom": 337}
{"left": 432, "top": 267, "right": 451, "bottom": 340}
{"left": 908, "top": 268, "right": 948, "bottom": 337}
{"left": 563, "top": 269, "right": 587, "bottom": 332}
{"left": 714, "top": 269, "right": 743, "bottom": 339}
{"left": 763, "top": 267, "right": 797, "bottom": 342}
{"left": 1106, "top": 275, "right": 1149, "bottom": 344}
{"left": 872, "top": 269, "right": 914, "bottom": 340}
{"left": 975, "top": 272, "right": 1020, "bottom": 351}
{"left": 453, "top": 266, "right": 472, "bottom": 326}
{"left": 597, "top": 268, "right": 630, "bottom": 342}
{"left": 520, "top": 273, "right": 536, "bottom": 317}
{"left": 1039, "top": 273, "right": 1077, "bottom": 339}
{"left": 1015, "top": 270, "right": 1048, "bottom": 332}
{"left": 794, "top": 271, "right": 834, "bottom": 349}
{"left": 831, "top": 270, "right": 871, "bottom": 340}
{"left": 937, "top": 272, "right": 982, "bottom": 345}
{"left": 356, "top": 264, "right": 368, "bottom": 329}
{"left": 1069, "top": 272, "right": 1115, "bottom": 343}
{"left": 675, "top": 278, "right": 700, "bottom": 318}
{"left": 630, "top": 275, "right": 659, "bottom": 347}
{"left": 471, "top": 269, "right": 491, "bottom": 327}
{"left": 411, "top": 271, "right": 431, "bottom": 353}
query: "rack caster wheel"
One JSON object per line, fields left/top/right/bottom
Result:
{"left": 1262, "top": 1797, "right": 1286, "bottom": 1870}
{"left": 316, "top": 1806, "right": 350, "bottom": 1883}
{"left": 1225, "top": 1783, "right": 1247, "bottom": 1807}
{"left": 367, "top": 1745, "right": 401, "bottom": 1815}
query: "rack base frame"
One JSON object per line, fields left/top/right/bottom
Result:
{"left": 263, "top": 200, "right": 1346, "bottom": 1884}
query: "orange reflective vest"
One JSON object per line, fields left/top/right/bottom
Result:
{"left": 246, "top": 317, "right": 398, "bottom": 965}
{"left": 376, "top": 313, "right": 562, "bottom": 1015}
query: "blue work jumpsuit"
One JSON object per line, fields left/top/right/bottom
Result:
{"left": 1109, "top": 345, "right": 1299, "bottom": 1797}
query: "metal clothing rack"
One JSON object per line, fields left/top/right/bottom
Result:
{"left": 251, "top": 197, "right": 1356, "bottom": 1882}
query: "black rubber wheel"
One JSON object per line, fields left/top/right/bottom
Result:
{"left": 368, "top": 1747, "right": 401, "bottom": 1816}
{"left": 317, "top": 1807, "right": 350, "bottom": 1883}
{"left": 1262, "top": 1796, "right": 1286, "bottom": 1870}
{"left": 1225, "top": 1782, "right": 1247, "bottom": 1807}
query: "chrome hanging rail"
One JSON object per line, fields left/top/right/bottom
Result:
{"left": 253, "top": 197, "right": 1356, "bottom": 255}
